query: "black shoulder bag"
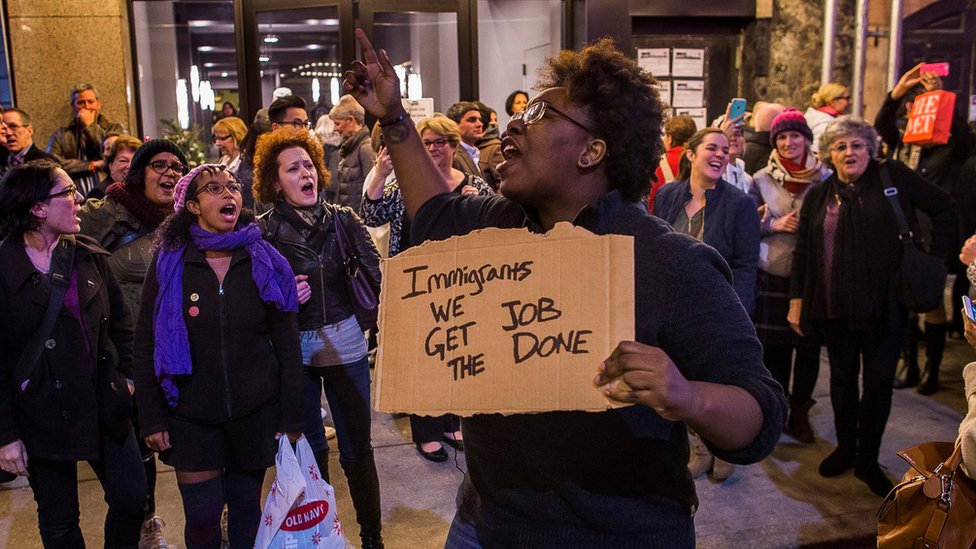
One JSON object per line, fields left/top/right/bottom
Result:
{"left": 878, "top": 163, "right": 946, "bottom": 313}
{"left": 331, "top": 206, "right": 380, "bottom": 330}
{"left": 14, "top": 237, "right": 75, "bottom": 389}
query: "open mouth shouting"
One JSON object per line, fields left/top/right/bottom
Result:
{"left": 498, "top": 136, "right": 522, "bottom": 173}
{"left": 219, "top": 202, "right": 238, "bottom": 222}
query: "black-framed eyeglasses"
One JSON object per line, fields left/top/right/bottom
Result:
{"left": 422, "top": 138, "right": 452, "bottom": 149}
{"left": 148, "top": 160, "right": 188, "bottom": 175}
{"left": 193, "top": 181, "right": 243, "bottom": 197}
{"left": 276, "top": 119, "right": 313, "bottom": 130}
{"left": 512, "top": 100, "right": 596, "bottom": 135}
{"left": 213, "top": 134, "right": 233, "bottom": 143}
{"left": 44, "top": 185, "right": 80, "bottom": 201}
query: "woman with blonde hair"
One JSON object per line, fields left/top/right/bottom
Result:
{"left": 212, "top": 116, "right": 247, "bottom": 175}
{"left": 804, "top": 83, "right": 851, "bottom": 152}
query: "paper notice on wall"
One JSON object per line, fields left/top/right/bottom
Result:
{"left": 373, "top": 223, "right": 635, "bottom": 416}
{"left": 674, "top": 107, "right": 708, "bottom": 129}
{"left": 969, "top": 94, "right": 976, "bottom": 122}
{"left": 672, "top": 80, "right": 705, "bottom": 108}
{"left": 637, "top": 48, "right": 670, "bottom": 77}
{"left": 402, "top": 98, "right": 434, "bottom": 122}
{"left": 672, "top": 48, "right": 705, "bottom": 77}
{"left": 656, "top": 80, "right": 672, "bottom": 106}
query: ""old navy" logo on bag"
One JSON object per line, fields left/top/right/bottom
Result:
{"left": 280, "top": 500, "right": 329, "bottom": 531}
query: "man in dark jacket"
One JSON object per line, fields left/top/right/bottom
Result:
{"left": 47, "top": 83, "right": 126, "bottom": 196}
{"left": 446, "top": 101, "right": 485, "bottom": 179}
{"left": 2, "top": 108, "right": 55, "bottom": 175}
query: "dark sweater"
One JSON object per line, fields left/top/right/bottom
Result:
{"left": 412, "top": 190, "right": 787, "bottom": 548}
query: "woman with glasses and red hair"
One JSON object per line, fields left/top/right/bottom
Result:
{"left": 0, "top": 159, "right": 147, "bottom": 547}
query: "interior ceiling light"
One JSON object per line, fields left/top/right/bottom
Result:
{"left": 198, "top": 46, "right": 214, "bottom": 52}
{"left": 264, "top": 34, "right": 279, "bottom": 44}
{"left": 259, "top": 53, "right": 270, "bottom": 62}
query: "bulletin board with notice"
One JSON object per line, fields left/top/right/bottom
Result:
{"left": 633, "top": 33, "right": 741, "bottom": 129}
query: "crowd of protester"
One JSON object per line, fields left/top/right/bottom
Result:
{"left": 1, "top": 32, "right": 975, "bottom": 549}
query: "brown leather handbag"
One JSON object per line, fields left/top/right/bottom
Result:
{"left": 878, "top": 441, "right": 976, "bottom": 548}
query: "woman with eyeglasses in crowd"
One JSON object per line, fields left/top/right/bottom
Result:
{"left": 0, "top": 159, "right": 148, "bottom": 548}
{"left": 212, "top": 116, "right": 247, "bottom": 176}
{"left": 133, "top": 164, "right": 303, "bottom": 549}
{"left": 788, "top": 116, "right": 954, "bottom": 497}
{"left": 253, "top": 127, "right": 384, "bottom": 549}
{"left": 361, "top": 114, "right": 493, "bottom": 463}
{"left": 78, "top": 138, "right": 189, "bottom": 546}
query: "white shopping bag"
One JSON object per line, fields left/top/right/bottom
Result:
{"left": 254, "top": 436, "right": 345, "bottom": 549}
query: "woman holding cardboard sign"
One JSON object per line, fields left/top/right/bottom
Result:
{"left": 788, "top": 116, "right": 954, "bottom": 497}
{"left": 344, "top": 29, "right": 787, "bottom": 547}
{"left": 875, "top": 62, "right": 971, "bottom": 394}
{"left": 252, "top": 127, "right": 385, "bottom": 549}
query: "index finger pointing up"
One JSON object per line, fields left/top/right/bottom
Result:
{"left": 356, "top": 28, "right": 378, "bottom": 65}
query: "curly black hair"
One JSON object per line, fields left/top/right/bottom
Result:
{"left": 536, "top": 38, "right": 665, "bottom": 202}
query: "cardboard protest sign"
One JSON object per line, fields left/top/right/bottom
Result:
{"left": 373, "top": 222, "right": 635, "bottom": 416}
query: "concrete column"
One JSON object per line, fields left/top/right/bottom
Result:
{"left": 852, "top": 0, "right": 869, "bottom": 116}
{"left": 5, "top": 0, "right": 135, "bottom": 145}
{"left": 822, "top": 0, "right": 838, "bottom": 85}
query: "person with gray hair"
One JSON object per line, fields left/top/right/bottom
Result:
{"left": 788, "top": 115, "right": 955, "bottom": 497}
{"left": 326, "top": 95, "right": 374, "bottom": 211}
{"left": 47, "top": 83, "right": 127, "bottom": 198}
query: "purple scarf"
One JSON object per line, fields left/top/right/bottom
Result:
{"left": 153, "top": 222, "right": 298, "bottom": 406}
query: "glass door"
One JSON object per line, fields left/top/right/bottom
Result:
{"left": 239, "top": 0, "right": 354, "bottom": 122}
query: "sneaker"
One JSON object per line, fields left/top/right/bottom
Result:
{"left": 325, "top": 426, "right": 337, "bottom": 440}
{"left": 139, "top": 515, "right": 176, "bottom": 549}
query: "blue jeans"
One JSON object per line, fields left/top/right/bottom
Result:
{"left": 27, "top": 427, "right": 147, "bottom": 548}
{"left": 303, "top": 354, "right": 373, "bottom": 462}
{"left": 444, "top": 511, "right": 483, "bottom": 549}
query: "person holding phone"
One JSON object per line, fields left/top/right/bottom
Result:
{"left": 875, "top": 62, "right": 970, "bottom": 395}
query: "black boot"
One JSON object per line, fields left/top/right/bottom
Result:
{"left": 340, "top": 452, "right": 383, "bottom": 549}
{"left": 786, "top": 398, "right": 816, "bottom": 444}
{"left": 893, "top": 325, "right": 919, "bottom": 389}
{"left": 917, "top": 322, "right": 946, "bottom": 395}
{"left": 313, "top": 449, "right": 331, "bottom": 484}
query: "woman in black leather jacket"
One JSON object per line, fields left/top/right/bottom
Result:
{"left": 253, "top": 127, "right": 384, "bottom": 549}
